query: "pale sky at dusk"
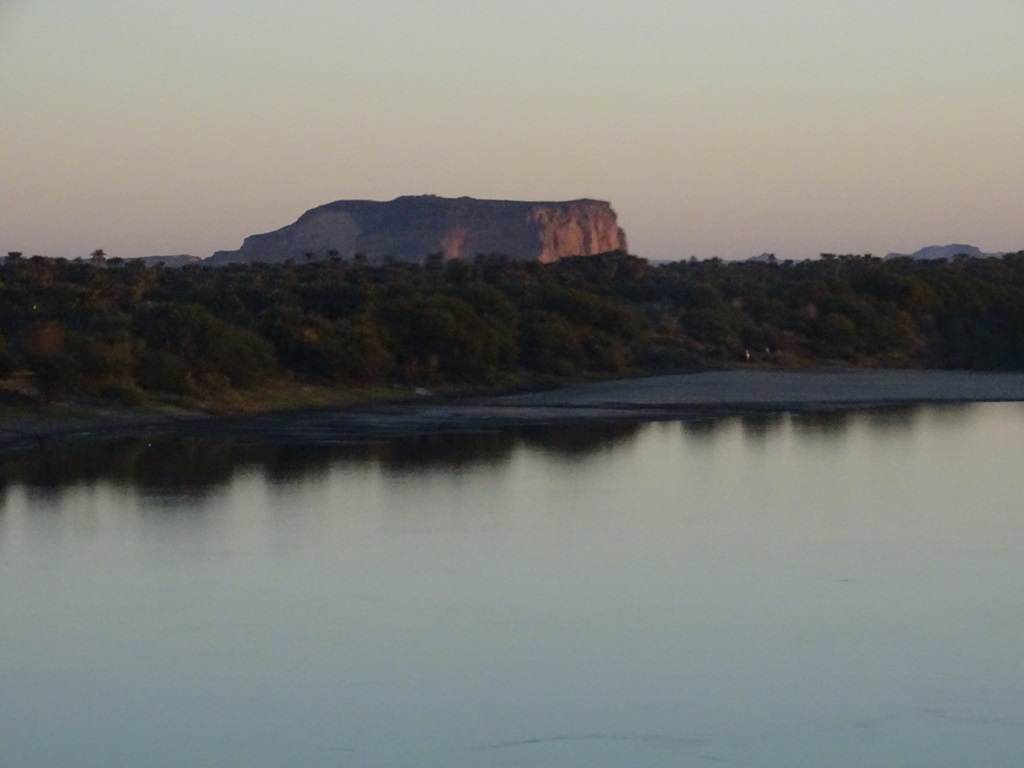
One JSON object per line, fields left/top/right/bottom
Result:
{"left": 3, "top": 1, "right": 1023, "bottom": 261}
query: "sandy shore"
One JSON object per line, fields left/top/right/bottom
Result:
{"left": 484, "top": 369, "right": 1024, "bottom": 408}
{"left": 3, "top": 369, "right": 1024, "bottom": 452}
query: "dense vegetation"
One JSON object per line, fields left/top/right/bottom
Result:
{"left": 3, "top": 249, "right": 1024, "bottom": 405}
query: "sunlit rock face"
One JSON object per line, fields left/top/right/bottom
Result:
{"left": 209, "top": 195, "right": 628, "bottom": 264}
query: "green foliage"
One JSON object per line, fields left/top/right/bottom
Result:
{"left": 3, "top": 250, "right": 1024, "bottom": 402}
{"left": 133, "top": 303, "right": 275, "bottom": 391}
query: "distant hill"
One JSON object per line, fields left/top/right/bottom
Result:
{"left": 133, "top": 254, "right": 203, "bottom": 267}
{"left": 885, "top": 244, "right": 1004, "bottom": 261}
{"left": 208, "top": 195, "right": 628, "bottom": 265}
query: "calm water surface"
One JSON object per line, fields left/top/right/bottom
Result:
{"left": 2, "top": 405, "right": 1024, "bottom": 767}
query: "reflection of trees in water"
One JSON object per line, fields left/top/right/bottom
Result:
{"left": 367, "top": 430, "right": 518, "bottom": 474}
{"left": 4, "top": 423, "right": 638, "bottom": 495}
{"left": 788, "top": 405, "right": 949, "bottom": 440}
{"left": 1, "top": 404, "right": 980, "bottom": 496}
{"left": 19, "top": 405, "right": 975, "bottom": 494}
{"left": 789, "top": 407, "right": 911, "bottom": 441}
{"left": 861, "top": 405, "right": 919, "bottom": 432}
{"left": 137, "top": 438, "right": 238, "bottom": 491}
{"left": 518, "top": 421, "right": 642, "bottom": 459}
{"left": 739, "top": 412, "right": 786, "bottom": 440}
{"left": 679, "top": 406, "right": 935, "bottom": 445}
{"left": 680, "top": 416, "right": 737, "bottom": 441}
{"left": 681, "top": 412, "right": 789, "bottom": 445}
{"left": 0, "top": 437, "right": 242, "bottom": 497}
{"left": 0, "top": 422, "right": 648, "bottom": 494}
{"left": 790, "top": 409, "right": 852, "bottom": 438}
{"left": 258, "top": 442, "right": 354, "bottom": 483}
{"left": 338, "top": 423, "right": 643, "bottom": 473}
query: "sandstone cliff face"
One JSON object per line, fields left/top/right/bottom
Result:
{"left": 209, "top": 196, "right": 627, "bottom": 265}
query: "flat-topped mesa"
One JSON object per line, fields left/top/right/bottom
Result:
{"left": 209, "top": 195, "right": 628, "bottom": 265}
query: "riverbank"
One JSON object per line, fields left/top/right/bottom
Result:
{"left": 3, "top": 369, "right": 1024, "bottom": 453}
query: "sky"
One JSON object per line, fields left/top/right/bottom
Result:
{"left": 2, "top": 0, "right": 1023, "bottom": 262}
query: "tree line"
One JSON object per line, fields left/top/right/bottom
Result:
{"left": 2, "top": 249, "right": 1024, "bottom": 403}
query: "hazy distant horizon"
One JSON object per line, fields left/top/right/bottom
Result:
{"left": 3, "top": 2, "right": 1023, "bottom": 263}
{"left": 3, "top": 195, "right": 1020, "bottom": 265}
{"left": 3, "top": 192, "right": 1018, "bottom": 264}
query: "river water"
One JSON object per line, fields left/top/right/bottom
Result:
{"left": 2, "top": 404, "right": 1023, "bottom": 767}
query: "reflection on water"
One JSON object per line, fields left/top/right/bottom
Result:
{"left": 2, "top": 403, "right": 1024, "bottom": 768}
{"left": 366, "top": 430, "right": 519, "bottom": 472}
{"left": 679, "top": 405, "right": 931, "bottom": 443}
{"left": 0, "top": 405, "right": 988, "bottom": 495}
{"left": 518, "top": 421, "right": 641, "bottom": 459}
{"left": 0, "top": 421, "right": 647, "bottom": 495}
{"left": 737, "top": 410, "right": 787, "bottom": 440}
{"left": 0, "top": 437, "right": 239, "bottom": 495}
{"left": 860, "top": 403, "right": 919, "bottom": 430}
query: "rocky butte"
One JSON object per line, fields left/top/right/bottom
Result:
{"left": 209, "top": 195, "right": 628, "bottom": 265}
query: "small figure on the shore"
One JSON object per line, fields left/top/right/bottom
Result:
{"left": 745, "top": 349, "right": 751, "bottom": 362}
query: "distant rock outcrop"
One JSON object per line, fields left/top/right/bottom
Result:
{"left": 885, "top": 244, "right": 1003, "bottom": 261}
{"left": 209, "top": 195, "right": 627, "bottom": 265}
